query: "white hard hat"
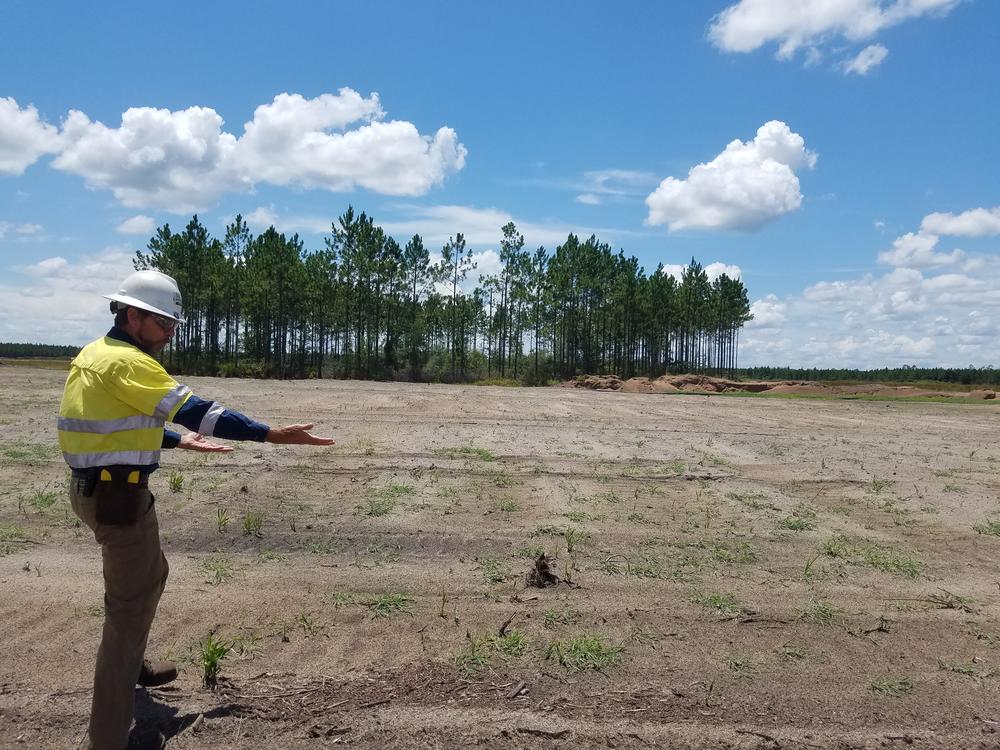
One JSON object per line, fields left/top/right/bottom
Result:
{"left": 104, "top": 270, "right": 186, "bottom": 323}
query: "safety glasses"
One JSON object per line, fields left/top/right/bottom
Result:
{"left": 146, "top": 311, "right": 180, "bottom": 331}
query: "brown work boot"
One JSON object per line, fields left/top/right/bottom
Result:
{"left": 137, "top": 659, "right": 178, "bottom": 687}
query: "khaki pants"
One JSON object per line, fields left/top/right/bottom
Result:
{"left": 70, "top": 477, "right": 169, "bottom": 750}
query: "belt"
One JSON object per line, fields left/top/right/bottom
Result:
{"left": 71, "top": 467, "right": 150, "bottom": 488}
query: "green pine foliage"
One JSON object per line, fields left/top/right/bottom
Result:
{"left": 127, "top": 209, "right": 754, "bottom": 382}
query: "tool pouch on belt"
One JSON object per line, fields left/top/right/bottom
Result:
{"left": 93, "top": 467, "right": 144, "bottom": 526}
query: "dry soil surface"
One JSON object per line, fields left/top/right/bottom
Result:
{"left": 2, "top": 366, "right": 1000, "bottom": 749}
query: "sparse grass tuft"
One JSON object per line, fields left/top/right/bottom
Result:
{"left": 796, "top": 600, "right": 838, "bottom": 626}
{"left": 379, "top": 482, "right": 416, "bottom": 499}
{"left": 198, "top": 634, "right": 230, "bottom": 688}
{"left": 939, "top": 661, "right": 997, "bottom": 678}
{"left": 0, "top": 523, "right": 27, "bottom": 541}
{"left": 564, "top": 527, "right": 586, "bottom": 553}
{"left": 168, "top": 471, "right": 184, "bottom": 493}
{"left": 973, "top": 519, "right": 1000, "bottom": 536}
{"left": 927, "top": 589, "right": 975, "bottom": 613}
{"left": 517, "top": 544, "right": 544, "bottom": 559}
{"left": 728, "top": 491, "right": 778, "bottom": 510}
{"left": 477, "top": 558, "right": 507, "bottom": 585}
{"left": 821, "top": 535, "right": 922, "bottom": 577}
{"left": 0, "top": 523, "right": 29, "bottom": 555}
{"left": 308, "top": 538, "right": 342, "bottom": 555}
{"left": 492, "top": 629, "right": 528, "bottom": 657}
{"left": 433, "top": 446, "right": 495, "bottom": 462}
{"left": 216, "top": 508, "right": 230, "bottom": 533}
{"left": 231, "top": 632, "right": 262, "bottom": 660}
{"left": 325, "top": 590, "right": 357, "bottom": 608}
{"left": 23, "top": 489, "right": 59, "bottom": 510}
{"left": 455, "top": 634, "right": 493, "bottom": 675}
{"left": 776, "top": 644, "right": 807, "bottom": 660}
{"left": 543, "top": 607, "right": 582, "bottom": 627}
{"left": 545, "top": 633, "right": 623, "bottom": 671}
{"left": 780, "top": 515, "right": 816, "bottom": 531}
{"left": 707, "top": 540, "right": 759, "bottom": 564}
{"left": 868, "top": 478, "right": 893, "bottom": 495}
{"left": 366, "top": 593, "right": 414, "bottom": 618}
{"left": 296, "top": 611, "right": 323, "bottom": 636}
{"left": 362, "top": 497, "right": 395, "bottom": 517}
{"left": 870, "top": 676, "right": 912, "bottom": 697}
{"left": 693, "top": 592, "right": 753, "bottom": 618}
{"left": 497, "top": 498, "right": 520, "bottom": 513}
{"left": 599, "top": 553, "right": 667, "bottom": 579}
{"left": 242, "top": 511, "right": 264, "bottom": 537}
{"left": 724, "top": 653, "right": 756, "bottom": 677}
{"left": 202, "top": 555, "right": 235, "bottom": 585}
{"left": 530, "top": 525, "right": 564, "bottom": 537}
{"left": 0, "top": 442, "right": 60, "bottom": 465}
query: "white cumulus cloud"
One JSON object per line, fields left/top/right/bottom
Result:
{"left": 660, "top": 262, "right": 742, "bottom": 282}
{"left": 53, "top": 105, "right": 240, "bottom": 213}
{"left": 41, "top": 90, "right": 466, "bottom": 213}
{"left": 0, "top": 97, "right": 63, "bottom": 175}
{"left": 116, "top": 215, "right": 156, "bottom": 235}
{"left": 740, "top": 202, "right": 1000, "bottom": 368}
{"left": 747, "top": 294, "right": 786, "bottom": 328}
{"left": 709, "top": 0, "right": 960, "bottom": 62}
{"left": 843, "top": 43, "right": 888, "bottom": 75}
{"left": 0, "top": 246, "right": 136, "bottom": 344}
{"left": 645, "top": 120, "right": 816, "bottom": 232}
{"left": 235, "top": 92, "right": 465, "bottom": 196}
{"left": 381, "top": 204, "right": 612, "bottom": 250}
{"left": 877, "top": 231, "right": 964, "bottom": 268}
{"left": 0, "top": 221, "right": 43, "bottom": 239}
{"left": 920, "top": 207, "right": 1000, "bottom": 237}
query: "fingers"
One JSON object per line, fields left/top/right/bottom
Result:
{"left": 266, "top": 425, "right": 335, "bottom": 445}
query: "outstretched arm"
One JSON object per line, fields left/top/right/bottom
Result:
{"left": 266, "top": 423, "right": 335, "bottom": 445}
{"left": 178, "top": 432, "right": 235, "bottom": 452}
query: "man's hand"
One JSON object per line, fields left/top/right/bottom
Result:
{"left": 266, "top": 423, "right": 335, "bottom": 446}
{"left": 178, "top": 433, "right": 234, "bottom": 452}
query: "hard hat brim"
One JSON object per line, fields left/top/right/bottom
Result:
{"left": 103, "top": 294, "right": 186, "bottom": 324}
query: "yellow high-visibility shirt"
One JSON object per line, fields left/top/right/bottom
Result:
{"left": 58, "top": 335, "right": 191, "bottom": 469}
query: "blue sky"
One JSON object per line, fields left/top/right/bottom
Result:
{"left": 2, "top": 0, "right": 998, "bottom": 368}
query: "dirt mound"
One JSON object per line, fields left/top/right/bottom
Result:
{"left": 562, "top": 374, "right": 997, "bottom": 400}
{"left": 562, "top": 374, "right": 624, "bottom": 390}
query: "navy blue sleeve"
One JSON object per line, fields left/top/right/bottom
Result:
{"left": 171, "top": 394, "right": 270, "bottom": 442}
{"left": 162, "top": 429, "right": 181, "bottom": 449}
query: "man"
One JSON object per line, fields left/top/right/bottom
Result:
{"left": 58, "top": 269, "right": 334, "bottom": 750}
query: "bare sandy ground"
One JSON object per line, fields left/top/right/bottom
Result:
{"left": 2, "top": 366, "right": 1000, "bottom": 749}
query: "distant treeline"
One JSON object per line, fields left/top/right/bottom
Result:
{"left": 738, "top": 366, "right": 1000, "bottom": 387}
{"left": 130, "top": 209, "right": 753, "bottom": 383}
{"left": 0, "top": 343, "right": 80, "bottom": 358}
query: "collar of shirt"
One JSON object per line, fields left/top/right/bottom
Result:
{"left": 107, "top": 325, "right": 154, "bottom": 357}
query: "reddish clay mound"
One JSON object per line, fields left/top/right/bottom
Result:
{"left": 561, "top": 374, "right": 624, "bottom": 390}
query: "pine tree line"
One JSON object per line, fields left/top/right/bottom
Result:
{"left": 133, "top": 209, "right": 753, "bottom": 382}
{"left": 0, "top": 343, "right": 80, "bottom": 358}
{"left": 738, "top": 366, "right": 1000, "bottom": 387}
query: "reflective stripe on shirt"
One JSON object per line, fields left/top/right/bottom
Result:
{"left": 154, "top": 384, "right": 192, "bottom": 420}
{"left": 197, "top": 401, "right": 226, "bottom": 437}
{"left": 63, "top": 449, "right": 162, "bottom": 469}
{"left": 57, "top": 414, "right": 164, "bottom": 434}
